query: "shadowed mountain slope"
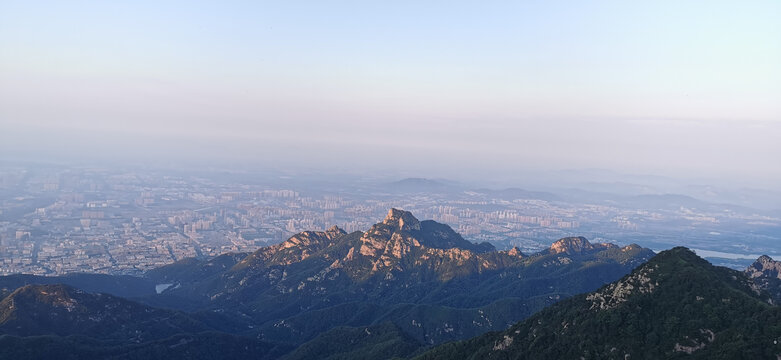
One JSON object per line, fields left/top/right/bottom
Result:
{"left": 418, "top": 247, "right": 781, "bottom": 359}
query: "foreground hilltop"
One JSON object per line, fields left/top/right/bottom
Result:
{"left": 0, "top": 284, "right": 207, "bottom": 340}
{"left": 418, "top": 247, "right": 781, "bottom": 359}
{"left": 0, "top": 284, "right": 292, "bottom": 360}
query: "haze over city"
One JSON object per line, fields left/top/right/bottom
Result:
{"left": 1, "top": 1, "right": 779, "bottom": 186}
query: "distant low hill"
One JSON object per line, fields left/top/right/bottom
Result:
{"left": 474, "top": 188, "right": 560, "bottom": 201}
{"left": 0, "top": 273, "right": 156, "bottom": 299}
{"left": 0, "top": 284, "right": 207, "bottom": 340}
{"left": 0, "top": 284, "right": 292, "bottom": 360}
{"left": 386, "top": 178, "right": 451, "bottom": 193}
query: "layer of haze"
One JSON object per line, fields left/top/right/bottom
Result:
{"left": 1, "top": 1, "right": 780, "bottom": 185}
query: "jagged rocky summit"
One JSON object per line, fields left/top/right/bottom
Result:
{"left": 746, "top": 254, "right": 781, "bottom": 303}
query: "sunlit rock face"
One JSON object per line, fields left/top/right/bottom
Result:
{"left": 382, "top": 208, "right": 421, "bottom": 232}
{"left": 548, "top": 236, "right": 618, "bottom": 255}
{"left": 747, "top": 255, "right": 781, "bottom": 280}
{"left": 745, "top": 255, "right": 781, "bottom": 303}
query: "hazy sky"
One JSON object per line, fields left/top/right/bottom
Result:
{"left": 1, "top": 1, "right": 779, "bottom": 182}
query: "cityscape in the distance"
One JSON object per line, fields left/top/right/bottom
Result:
{"left": 3, "top": 163, "right": 779, "bottom": 277}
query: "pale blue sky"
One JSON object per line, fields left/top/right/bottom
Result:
{"left": 1, "top": 1, "right": 780, "bottom": 181}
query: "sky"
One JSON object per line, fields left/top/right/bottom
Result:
{"left": 1, "top": 1, "right": 780, "bottom": 184}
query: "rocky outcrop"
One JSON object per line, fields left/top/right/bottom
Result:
{"left": 505, "top": 247, "right": 525, "bottom": 258}
{"left": 747, "top": 255, "right": 781, "bottom": 280}
{"left": 673, "top": 329, "right": 715, "bottom": 354}
{"left": 548, "top": 236, "right": 617, "bottom": 255}
{"left": 586, "top": 263, "right": 658, "bottom": 310}
{"left": 745, "top": 255, "right": 781, "bottom": 303}
{"left": 382, "top": 208, "right": 421, "bottom": 232}
{"left": 549, "top": 237, "right": 594, "bottom": 254}
{"left": 237, "top": 226, "right": 347, "bottom": 268}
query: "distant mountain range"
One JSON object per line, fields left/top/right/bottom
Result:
{"left": 384, "top": 176, "right": 772, "bottom": 214}
{"left": 4, "top": 209, "right": 780, "bottom": 359}
{"left": 0, "top": 209, "right": 654, "bottom": 359}
{"left": 387, "top": 178, "right": 451, "bottom": 192}
{"left": 145, "top": 209, "right": 652, "bottom": 350}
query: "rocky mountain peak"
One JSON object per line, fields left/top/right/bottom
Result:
{"left": 746, "top": 255, "right": 781, "bottom": 304}
{"left": 235, "top": 226, "right": 350, "bottom": 269}
{"left": 382, "top": 208, "right": 421, "bottom": 232}
{"left": 357, "top": 209, "right": 490, "bottom": 261}
{"left": 347, "top": 210, "right": 505, "bottom": 280}
{"left": 506, "top": 247, "right": 524, "bottom": 257}
{"left": 325, "top": 225, "right": 347, "bottom": 238}
{"left": 747, "top": 255, "right": 781, "bottom": 279}
{"left": 549, "top": 236, "right": 595, "bottom": 255}
{"left": 4, "top": 284, "right": 80, "bottom": 308}
{"left": 279, "top": 226, "right": 346, "bottom": 250}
